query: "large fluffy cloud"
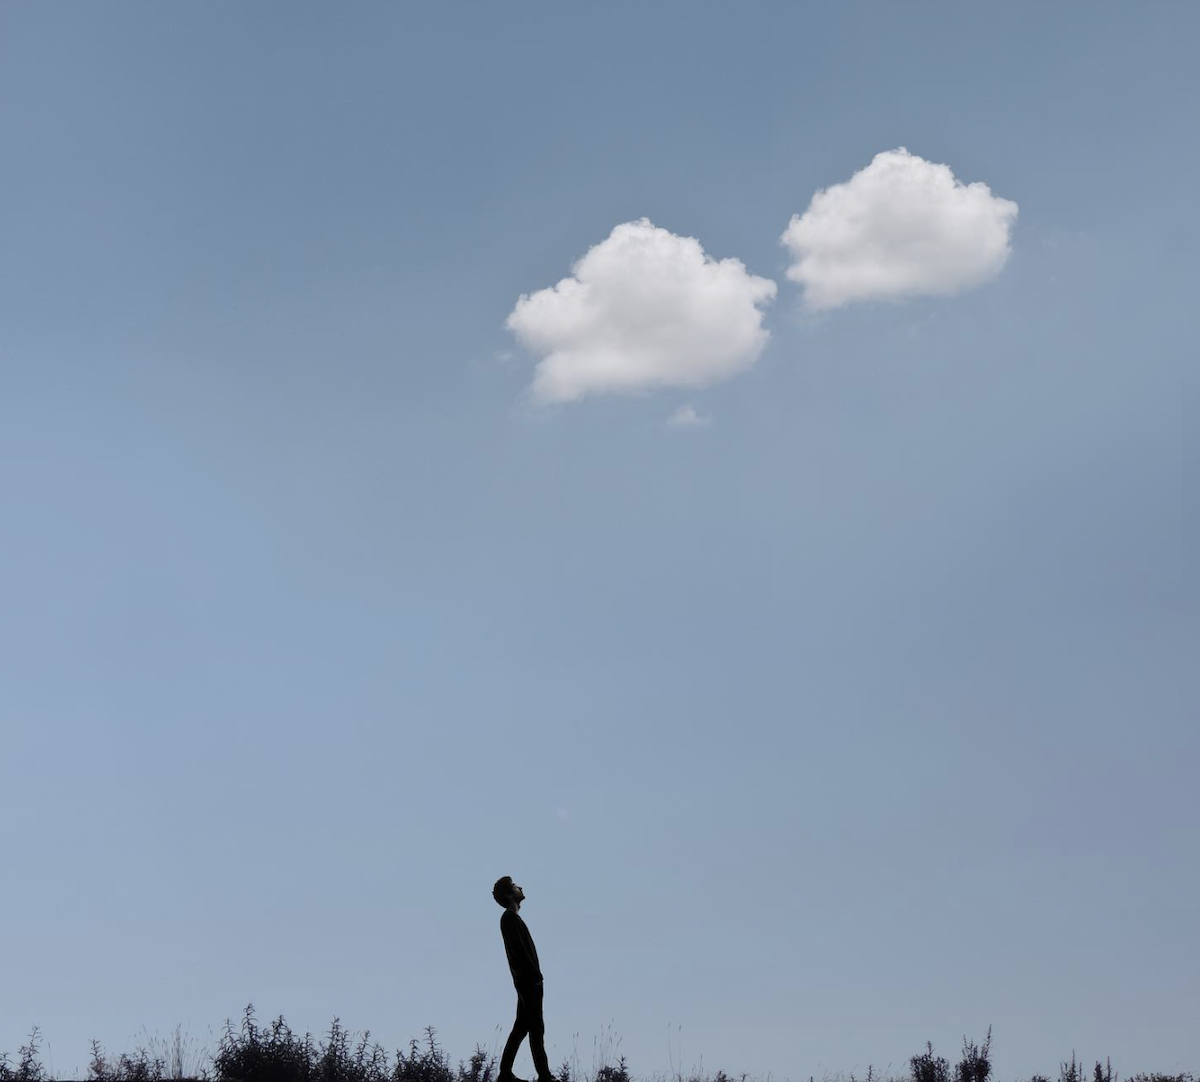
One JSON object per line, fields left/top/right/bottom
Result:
{"left": 781, "top": 148, "right": 1018, "bottom": 310}
{"left": 507, "top": 218, "right": 776, "bottom": 403}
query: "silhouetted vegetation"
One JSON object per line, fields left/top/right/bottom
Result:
{"left": 1, "top": 1014, "right": 1194, "bottom": 1082}
{"left": 957, "top": 1031, "right": 993, "bottom": 1082}
{"left": 207, "top": 1007, "right": 491, "bottom": 1082}
{"left": 911, "top": 1041, "right": 951, "bottom": 1082}
{"left": 0, "top": 1028, "right": 49, "bottom": 1082}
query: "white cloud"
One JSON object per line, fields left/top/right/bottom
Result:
{"left": 507, "top": 218, "right": 776, "bottom": 403}
{"left": 781, "top": 148, "right": 1018, "bottom": 310}
{"left": 666, "top": 404, "right": 710, "bottom": 428}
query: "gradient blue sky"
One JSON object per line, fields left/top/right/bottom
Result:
{"left": 1, "top": 4, "right": 1195, "bottom": 1080}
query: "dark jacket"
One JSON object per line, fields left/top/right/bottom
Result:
{"left": 500, "top": 909, "right": 543, "bottom": 991}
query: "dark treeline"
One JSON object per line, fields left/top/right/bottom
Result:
{"left": 1, "top": 1011, "right": 1194, "bottom": 1082}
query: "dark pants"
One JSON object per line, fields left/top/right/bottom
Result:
{"left": 500, "top": 981, "right": 550, "bottom": 1081}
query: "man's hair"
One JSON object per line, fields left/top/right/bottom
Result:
{"left": 492, "top": 876, "right": 515, "bottom": 908}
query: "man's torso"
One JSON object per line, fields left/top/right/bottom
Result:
{"left": 500, "top": 909, "right": 543, "bottom": 989}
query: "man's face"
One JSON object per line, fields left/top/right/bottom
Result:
{"left": 511, "top": 883, "right": 526, "bottom": 905}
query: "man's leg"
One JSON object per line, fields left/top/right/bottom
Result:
{"left": 499, "top": 994, "right": 531, "bottom": 1082}
{"left": 524, "top": 983, "right": 552, "bottom": 1082}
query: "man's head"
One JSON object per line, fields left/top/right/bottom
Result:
{"left": 492, "top": 876, "right": 525, "bottom": 910}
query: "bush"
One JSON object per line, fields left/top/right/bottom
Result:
{"left": 207, "top": 1008, "right": 497, "bottom": 1082}
{"left": 0, "top": 1028, "right": 48, "bottom": 1082}
{"left": 912, "top": 1043, "right": 950, "bottom": 1082}
{"left": 956, "top": 1029, "right": 993, "bottom": 1082}
{"left": 393, "top": 1028, "right": 453, "bottom": 1082}
{"left": 456, "top": 1045, "right": 496, "bottom": 1082}
{"left": 212, "top": 1006, "right": 323, "bottom": 1082}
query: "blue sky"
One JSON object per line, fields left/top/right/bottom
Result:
{"left": 1, "top": 3, "right": 1195, "bottom": 1080}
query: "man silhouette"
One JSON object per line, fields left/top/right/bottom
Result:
{"left": 493, "top": 876, "right": 554, "bottom": 1082}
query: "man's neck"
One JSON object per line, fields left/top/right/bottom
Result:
{"left": 507, "top": 902, "right": 521, "bottom": 915}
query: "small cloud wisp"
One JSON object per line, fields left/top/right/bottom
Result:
{"left": 666, "top": 404, "right": 711, "bottom": 429}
